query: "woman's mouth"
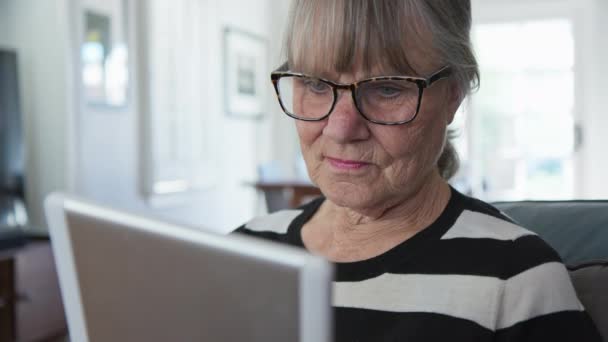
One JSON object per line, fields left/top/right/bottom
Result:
{"left": 325, "top": 157, "right": 370, "bottom": 171}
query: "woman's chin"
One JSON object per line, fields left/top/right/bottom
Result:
{"left": 320, "top": 183, "right": 379, "bottom": 211}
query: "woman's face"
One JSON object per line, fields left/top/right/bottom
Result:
{"left": 295, "top": 46, "right": 462, "bottom": 214}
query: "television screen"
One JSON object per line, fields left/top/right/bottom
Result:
{"left": 0, "top": 48, "right": 25, "bottom": 199}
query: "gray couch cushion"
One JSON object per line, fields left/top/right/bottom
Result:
{"left": 569, "top": 261, "right": 608, "bottom": 341}
{"left": 494, "top": 201, "right": 608, "bottom": 265}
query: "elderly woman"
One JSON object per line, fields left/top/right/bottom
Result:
{"left": 236, "top": 1, "right": 601, "bottom": 341}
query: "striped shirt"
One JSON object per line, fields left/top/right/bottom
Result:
{"left": 235, "top": 188, "right": 601, "bottom": 341}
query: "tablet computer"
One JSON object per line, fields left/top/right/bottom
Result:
{"left": 45, "top": 193, "right": 332, "bottom": 342}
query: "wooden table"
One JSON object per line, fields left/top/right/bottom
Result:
{"left": 0, "top": 236, "right": 67, "bottom": 342}
{"left": 251, "top": 181, "right": 323, "bottom": 211}
{"left": 0, "top": 254, "right": 16, "bottom": 342}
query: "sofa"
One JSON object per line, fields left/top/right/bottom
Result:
{"left": 494, "top": 200, "right": 608, "bottom": 341}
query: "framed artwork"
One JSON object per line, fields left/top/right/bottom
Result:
{"left": 81, "top": 1, "right": 129, "bottom": 108}
{"left": 223, "top": 27, "right": 268, "bottom": 118}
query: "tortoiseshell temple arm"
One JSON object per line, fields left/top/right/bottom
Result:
{"left": 427, "top": 66, "right": 452, "bottom": 87}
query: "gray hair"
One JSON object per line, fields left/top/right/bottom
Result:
{"left": 284, "top": 0, "right": 479, "bottom": 179}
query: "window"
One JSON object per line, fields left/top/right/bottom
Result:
{"left": 453, "top": 19, "right": 577, "bottom": 201}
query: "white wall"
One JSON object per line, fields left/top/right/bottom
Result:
{"left": 0, "top": 1, "right": 12, "bottom": 45}
{"left": 75, "top": 0, "right": 292, "bottom": 233}
{"left": 0, "top": 0, "right": 74, "bottom": 233}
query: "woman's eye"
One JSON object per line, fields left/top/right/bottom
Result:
{"left": 376, "top": 86, "right": 401, "bottom": 97}
{"left": 368, "top": 81, "right": 416, "bottom": 98}
{"left": 304, "top": 79, "right": 330, "bottom": 94}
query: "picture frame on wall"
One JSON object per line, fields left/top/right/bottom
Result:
{"left": 223, "top": 27, "right": 268, "bottom": 118}
{"left": 81, "top": 0, "right": 129, "bottom": 108}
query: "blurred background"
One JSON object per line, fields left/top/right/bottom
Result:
{"left": 0, "top": 0, "right": 607, "bottom": 339}
{"left": 0, "top": 0, "right": 608, "bottom": 232}
{"left": 1, "top": 0, "right": 607, "bottom": 234}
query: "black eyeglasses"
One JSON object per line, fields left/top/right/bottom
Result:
{"left": 270, "top": 63, "right": 452, "bottom": 125}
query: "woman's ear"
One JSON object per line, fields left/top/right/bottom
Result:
{"left": 445, "top": 80, "right": 464, "bottom": 125}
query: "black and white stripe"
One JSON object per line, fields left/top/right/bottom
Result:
{"left": 244, "top": 209, "right": 303, "bottom": 234}
{"left": 235, "top": 189, "right": 601, "bottom": 341}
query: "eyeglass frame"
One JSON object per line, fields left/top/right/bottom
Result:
{"left": 270, "top": 63, "right": 453, "bottom": 126}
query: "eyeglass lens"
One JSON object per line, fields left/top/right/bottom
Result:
{"left": 277, "top": 76, "right": 420, "bottom": 123}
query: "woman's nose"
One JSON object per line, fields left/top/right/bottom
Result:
{"left": 322, "top": 90, "right": 370, "bottom": 143}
